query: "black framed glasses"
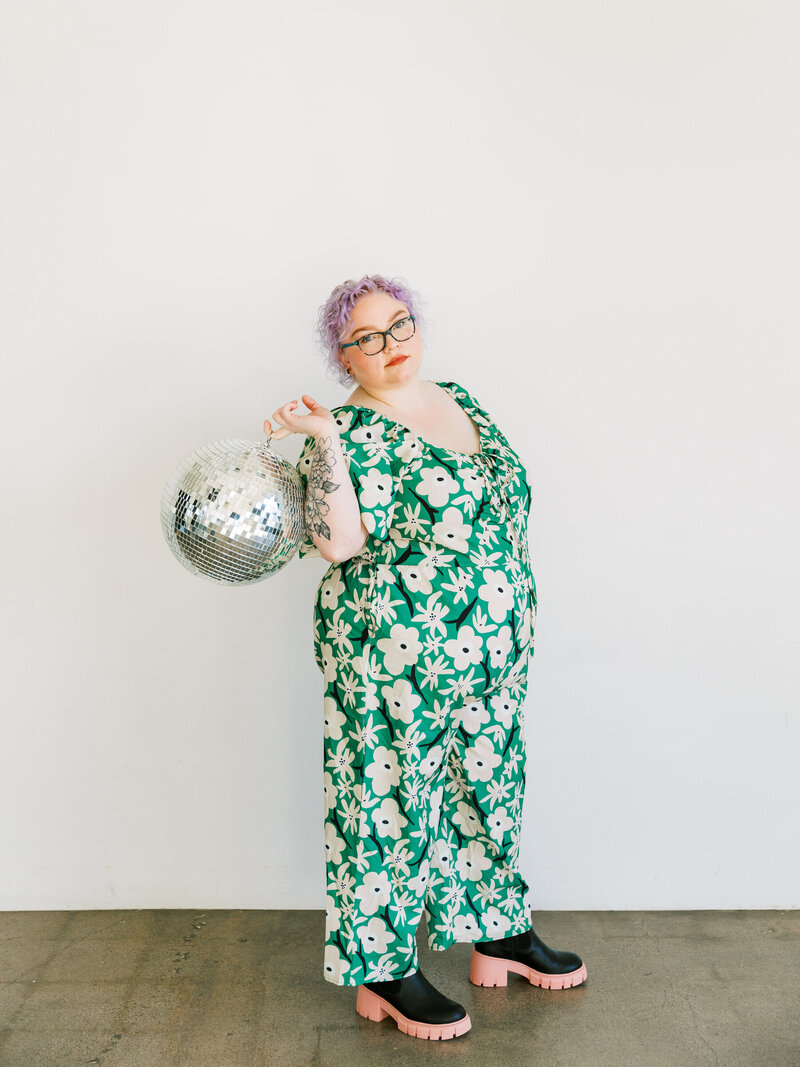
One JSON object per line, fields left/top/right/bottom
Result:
{"left": 340, "top": 314, "right": 416, "bottom": 356}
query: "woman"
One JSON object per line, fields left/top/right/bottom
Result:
{"left": 264, "top": 274, "right": 586, "bottom": 1042}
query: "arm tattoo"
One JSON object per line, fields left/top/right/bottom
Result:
{"left": 305, "top": 435, "right": 341, "bottom": 542}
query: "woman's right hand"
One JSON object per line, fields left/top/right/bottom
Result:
{"left": 264, "top": 394, "right": 338, "bottom": 441}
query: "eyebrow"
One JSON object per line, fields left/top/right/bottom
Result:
{"left": 349, "top": 308, "right": 407, "bottom": 339}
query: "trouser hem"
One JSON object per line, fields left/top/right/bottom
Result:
{"left": 323, "top": 961, "right": 420, "bottom": 987}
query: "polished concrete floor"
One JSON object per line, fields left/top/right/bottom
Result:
{"left": 0, "top": 909, "right": 798, "bottom": 1066}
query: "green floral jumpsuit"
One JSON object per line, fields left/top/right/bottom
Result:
{"left": 294, "top": 380, "right": 537, "bottom": 987}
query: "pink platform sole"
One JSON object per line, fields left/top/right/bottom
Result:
{"left": 355, "top": 985, "right": 472, "bottom": 1040}
{"left": 469, "top": 948, "right": 588, "bottom": 989}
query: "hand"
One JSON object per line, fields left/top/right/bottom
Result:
{"left": 264, "top": 394, "right": 338, "bottom": 441}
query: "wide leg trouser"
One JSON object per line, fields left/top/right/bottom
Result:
{"left": 321, "top": 639, "right": 533, "bottom": 987}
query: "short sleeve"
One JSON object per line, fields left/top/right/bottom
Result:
{"left": 447, "top": 380, "right": 516, "bottom": 452}
{"left": 339, "top": 414, "right": 398, "bottom": 543}
{"left": 293, "top": 434, "right": 321, "bottom": 559}
{"left": 292, "top": 415, "right": 399, "bottom": 557}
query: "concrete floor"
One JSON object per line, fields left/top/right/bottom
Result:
{"left": 0, "top": 910, "right": 798, "bottom": 1066}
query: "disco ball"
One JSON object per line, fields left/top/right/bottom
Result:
{"left": 160, "top": 436, "right": 306, "bottom": 586}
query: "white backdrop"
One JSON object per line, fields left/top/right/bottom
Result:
{"left": 1, "top": 0, "right": 797, "bottom": 910}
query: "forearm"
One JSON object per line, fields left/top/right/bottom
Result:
{"left": 304, "top": 431, "right": 367, "bottom": 563}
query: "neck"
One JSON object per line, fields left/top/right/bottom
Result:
{"left": 351, "top": 376, "right": 430, "bottom": 412}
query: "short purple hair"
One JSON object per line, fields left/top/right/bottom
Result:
{"left": 315, "top": 273, "right": 427, "bottom": 388}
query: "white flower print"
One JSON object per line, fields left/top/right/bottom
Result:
{"left": 339, "top": 795, "right": 361, "bottom": 835}
{"left": 323, "top": 771, "right": 337, "bottom": 816}
{"left": 357, "top": 916, "right": 396, "bottom": 954}
{"left": 324, "top": 944, "right": 351, "bottom": 983}
{"left": 411, "top": 591, "right": 451, "bottom": 638}
{"left": 477, "top": 568, "right": 515, "bottom": 623}
{"left": 325, "top": 894, "right": 342, "bottom": 936}
{"left": 357, "top": 465, "right": 394, "bottom": 512}
{"left": 324, "top": 606, "right": 356, "bottom": 656}
{"left": 328, "top": 863, "right": 356, "bottom": 904}
{"left": 485, "top": 777, "right": 513, "bottom": 806}
{"left": 396, "top": 564, "right": 434, "bottom": 596}
{"left": 416, "top": 465, "right": 461, "bottom": 506}
{"left": 348, "top": 716, "right": 387, "bottom": 753}
{"left": 393, "top": 723, "right": 425, "bottom": 764}
{"left": 475, "top": 880, "right": 501, "bottom": 907}
{"left": 377, "top": 624, "right": 423, "bottom": 675}
{"left": 432, "top": 910, "right": 459, "bottom": 944}
{"left": 332, "top": 411, "right": 354, "bottom": 434}
{"left": 453, "top": 912, "right": 481, "bottom": 939}
{"left": 319, "top": 571, "right": 347, "bottom": 612}
{"left": 326, "top": 738, "right": 356, "bottom": 780}
{"left": 428, "top": 783, "right": 444, "bottom": 830}
{"left": 334, "top": 668, "right": 362, "bottom": 709}
{"left": 470, "top": 545, "right": 504, "bottom": 569}
{"left": 387, "top": 891, "right": 416, "bottom": 928}
{"left": 485, "top": 626, "right": 514, "bottom": 675}
{"left": 419, "top": 746, "right": 445, "bottom": 779}
{"left": 430, "top": 838, "right": 453, "bottom": 875}
{"left": 399, "top": 772, "right": 424, "bottom": 812}
{"left": 325, "top": 824, "right": 346, "bottom": 866}
{"left": 420, "top": 630, "right": 446, "bottom": 656}
{"left": 349, "top": 421, "right": 388, "bottom": 452}
{"left": 481, "top": 905, "right": 513, "bottom": 939}
{"left": 452, "top": 799, "right": 482, "bottom": 838}
{"left": 385, "top": 843, "right": 414, "bottom": 879}
{"left": 455, "top": 699, "right": 491, "bottom": 735}
{"left": 418, "top": 544, "right": 457, "bottom": 570}
{"left": 487, "top": 805, "right": 514, "bottom": 843}
{"left": 432, "top": 506, "right": 471, "bottom": 553}
{"left": 489, "top": 689, "right": 517, "bottom": 730}
{"left": 319, "top": 642, "right": 337, "bottom": 685}
{"left": 440, "top": 566, "right": 475, "bottom": 605}
{"left": 459, "top": 468, "right": 485, "bottom": 500}
{"left": 355, "top": 646, "right": 391, "bottom": 686}
{"left": 454, "top": 840, "right": 493, "bottom": 881}
{"left": 416, "top": 656, "right": 454, "bottom": 694}
{"left": 355, "top": 836, "right": 379, "bottom": 873}
{"left": 396, "top": 435, "right": 425, "bottom": 464}
{"left": 381, "top": 677, "right": 423, "bottom": 723}
{"left": 443, "top": 625, "right": 484, "bottom": 671}
{"left": 463, "top": 735, "right": 502, "bottom": 782}
{"left": 407, "top": 857, "right": 430, "bottom": 897}
{"left": 372, "top": 797, "right": 409, "bottom": 840}
{"left": 323, "top": 697, "right": 347, "bottom": 740}
{"left": 393, "top": 501, "right": 430, "bottom": 540}
{"left": 354, "top": 870, "right": 392, "bottom": 915}
{"left": 363, "top": 745, "right": 401, "bottom": 796}
{"left": 364, "top": 952, "right": 403, "bottom": 982}
{"left": 441, "top": 668, "right": 480, "bottom": 702}
{"left": 369, "top": 588, "right": 405, "bottom": 631}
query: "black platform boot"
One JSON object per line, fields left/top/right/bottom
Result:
{"left": 356, "top": 967, "right": 472, "bottom": 1040}
{"left": 470, "top": 926, "right": 587, "bottom": 989}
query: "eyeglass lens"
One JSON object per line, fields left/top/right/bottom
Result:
{"left": 359, "top": 316, "right": 415, "bottom": 355}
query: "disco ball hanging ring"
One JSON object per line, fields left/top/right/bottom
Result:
{"left": 160, "top": 433, "right": 306, "bottom": 586}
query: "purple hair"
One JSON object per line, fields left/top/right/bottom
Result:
{"left": 314, "top": 273, "right": 427, "bottom": 388}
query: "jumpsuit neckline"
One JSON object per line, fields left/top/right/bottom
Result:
{"left": 331, "top": 380, "right": 485, "bottom": 460}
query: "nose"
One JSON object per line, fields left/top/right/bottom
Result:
{"left": 384, "top": 334, "right": 403, "bottom": 358}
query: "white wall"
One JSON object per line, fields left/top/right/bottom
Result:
{"left": 1, "top": 0, "right": 797, "bottom": 910}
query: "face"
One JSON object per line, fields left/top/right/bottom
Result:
{"left": 339, "top": 291, "right": 422, "bottom": 390}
